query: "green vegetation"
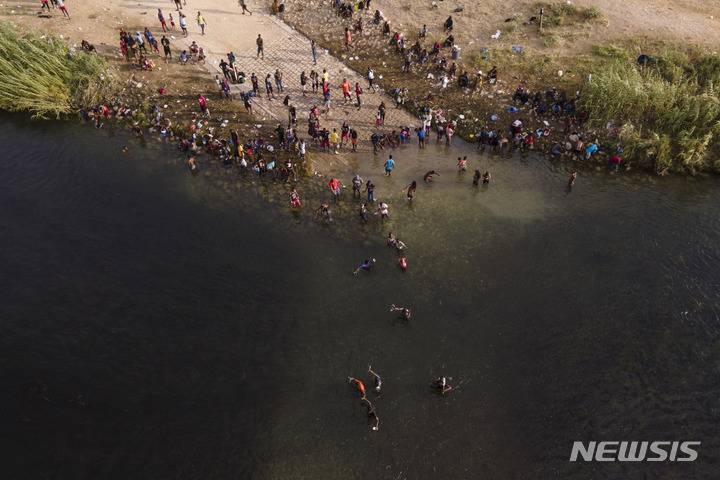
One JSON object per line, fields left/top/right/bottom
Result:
{"left": 473, "top": 47, "right": 551, "bottom": 73}
{"left": 503, "top": 16, "right": 520, "bottom": 35}
{"left": 582, "top": 6, "right": 602, "bottom": 21}
{"left": 592, "top": 44, "right": 630, "bottom": 62}
{"left": 0, "top": 22, "right": 114, "bottom": 119}
{"left": 578, "top": 54, "right": 720, "bottom": 174}
{"left": 543, "top": 33, "right": 564, "bottom": 46}
{"left": 534, "top": 1, "right": 602, "bottom": 27}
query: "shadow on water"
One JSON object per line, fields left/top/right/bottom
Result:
{"left": 2, "top": 113, "right": 720, "bottom": 479}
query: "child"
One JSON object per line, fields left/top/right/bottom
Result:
{"left": 289, "top": 188, "right": 301, "bottom": 207}
{"left": 458, "top": 156, "right": 467, "bottom": 171}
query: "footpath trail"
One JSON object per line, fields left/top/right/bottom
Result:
{"left": 136, "top": 0, "right": 420, "bottom": 154}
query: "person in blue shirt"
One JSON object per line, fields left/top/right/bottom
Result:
{"left": 585, "top": 143, "right": 598, "bottom": 160}
{"left": 384, "top": 155, "right": 395, "bottom": 176}
{"left": 353, "top": 258, "right": 376, "bottom": 275}
{"left": 368, "top": 366, "right": 382, "bottom": 391}
{"left": 417, "top": 127, "right": 426, "bottom": 148}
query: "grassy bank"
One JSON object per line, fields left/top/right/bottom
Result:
{"left": 0, "top": 22, "right": 114, "bottom": 118}
{"left": 578, "top": 53, "right": 720, "bottom": 174}
{"left": 0, "top": 21, "right": 308, "bottom": 174}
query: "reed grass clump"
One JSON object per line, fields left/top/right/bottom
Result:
{"left": 582, "top": 6, "right": 602, "bottom": 21}
{"left": 578, "top": 55, "right": 720, "bottom": 174}
{"left": 0, "top": 22, "right": 114, "bottom": 119}
{"left": 592, "top": 44, "right": 629, "bottom": 61}
{"left": 504, "top": 18, "right": 520, "bottom": 35}
{"left": 534, "top": 1, "right": 598, "bottom": 27}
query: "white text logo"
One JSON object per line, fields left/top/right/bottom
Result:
{"left": 570, "top": 441, "right": 700, "bottom": 462}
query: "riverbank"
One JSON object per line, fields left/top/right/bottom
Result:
{"left": 279, "top": 0, "right": 720, "bottom": 174}
{"left": 1, "top": 0, "right": 419, "bottom": 177}
{"left": 3, "top": 0, "right": 720, "bottom": 174}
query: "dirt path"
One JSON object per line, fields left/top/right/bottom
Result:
{"left": 367, "top": 0, "right": 720, "bottom": 56}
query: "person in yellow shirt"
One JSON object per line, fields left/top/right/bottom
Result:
{"left": 330, "top": 128, "right": 339, "bottom": 154}
{"left": 197, "top": 12, "right": 206, "bottom": 35}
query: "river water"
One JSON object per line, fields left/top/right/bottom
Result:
{"left": 2, "top": 113, "right": 720, "bottom": 479}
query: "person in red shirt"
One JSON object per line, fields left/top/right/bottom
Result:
{"left": 344, "top": 27, "right": 353, "bottom": 50}
{"left": 398, "top": 257, "right": 407, "bottom": 270}
{"left": 348, "top": 377, "right": 367, "bottom": 401}
{"left": 328, "top": 178, "right": 345, "bottom": 196}
{"left": 197, "top": 94, "right": 209, "bottom": 117}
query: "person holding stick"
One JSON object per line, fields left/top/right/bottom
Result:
{"left": 432, "top": 376, "right": 452, "bottom": 393}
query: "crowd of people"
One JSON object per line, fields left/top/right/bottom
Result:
{"left": 69, "top": 3, "right": 629, "bottom": 433}
{"left": 112, "top": 0, "right": 619, "bottom": 188}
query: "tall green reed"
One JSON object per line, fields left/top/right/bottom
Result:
{"left": 0, "top": 22, "right": 114, "bottom": 119}
{"left": 578, "top": 55, "right": 720, "bottom": 174}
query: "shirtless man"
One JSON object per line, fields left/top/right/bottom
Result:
{"left": 390, "top": 304, "right": 411, "bottom": 319}
{"left": 367, "top": 403, "right": 380, "bottom": 431}
{"left": 402, "top": 181, "right": 417, "bottom": 201}
{"left": 314, "top": 203, "right": 331, "bottom": 221}
{"left": 423, "top": 170, "right": 440, "bottom": 183}
{"left": 432, "top": 376, "right": 452, "bottom": 393}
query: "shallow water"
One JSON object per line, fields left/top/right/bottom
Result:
{"left": 2, "top": 114, "right": 720, "bottom": 479}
